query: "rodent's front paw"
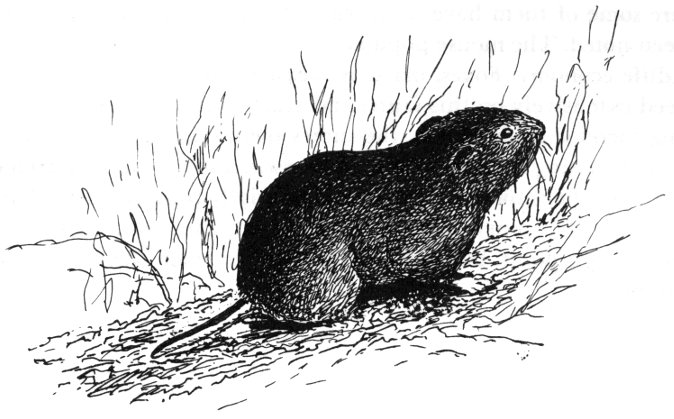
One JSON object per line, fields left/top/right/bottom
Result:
{"left": 451, "top": 275, "right": 495, "bottom": 295}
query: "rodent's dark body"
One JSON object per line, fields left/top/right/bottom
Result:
{"left": 237, "top": 107, "right": 545, "bottom": 323}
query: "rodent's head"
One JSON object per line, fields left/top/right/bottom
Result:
{"left": 417, "top": 107, "right": 545, "bottom": 197}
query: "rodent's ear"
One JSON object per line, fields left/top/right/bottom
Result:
{"left": 415, "top": 116, "right": 444, "bottom": 137}
{"left": 452, "top": 145, "right": 478, "bottom": 171}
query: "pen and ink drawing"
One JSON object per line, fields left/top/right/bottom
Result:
{"left": 6, "top": 5, "right": 663, "bottom": 410}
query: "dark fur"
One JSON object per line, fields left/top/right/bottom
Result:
{"left": 238, "top": 107, "right": 545, "bottom": 322}
{"left": 152, "top": 106, "right": 544, "bottom": 357}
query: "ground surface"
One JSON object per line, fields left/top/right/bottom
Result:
{"left": 31, "top": 218, "right": 579, "bottom": 402}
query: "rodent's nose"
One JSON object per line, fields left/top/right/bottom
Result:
{"left": 524, "top": 119, "right": 545, "bottom": 138}
{"left": 532, "top": 120, "right": 546, "bottom": 136}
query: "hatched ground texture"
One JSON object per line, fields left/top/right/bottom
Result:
{"left": 31, "top": 218, "right": 579, "bottom": 402}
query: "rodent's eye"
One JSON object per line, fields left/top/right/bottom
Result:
{"left": 498, "top": 126, "right": 514, "bottom": 140}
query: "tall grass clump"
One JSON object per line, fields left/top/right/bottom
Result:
{"left": 68, "top": 90, "right": 285, "bottom": 313}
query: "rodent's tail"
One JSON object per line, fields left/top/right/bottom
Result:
{"left": 150, "top": 297, "right": 249, "bottom": 358}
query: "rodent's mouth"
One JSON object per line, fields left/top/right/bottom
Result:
{"left": 535, "top": 133, "right": 544, "bottom": 149}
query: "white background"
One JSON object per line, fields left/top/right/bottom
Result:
{"left": 1, "top": 1, "right": 673, "bottom": 417}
